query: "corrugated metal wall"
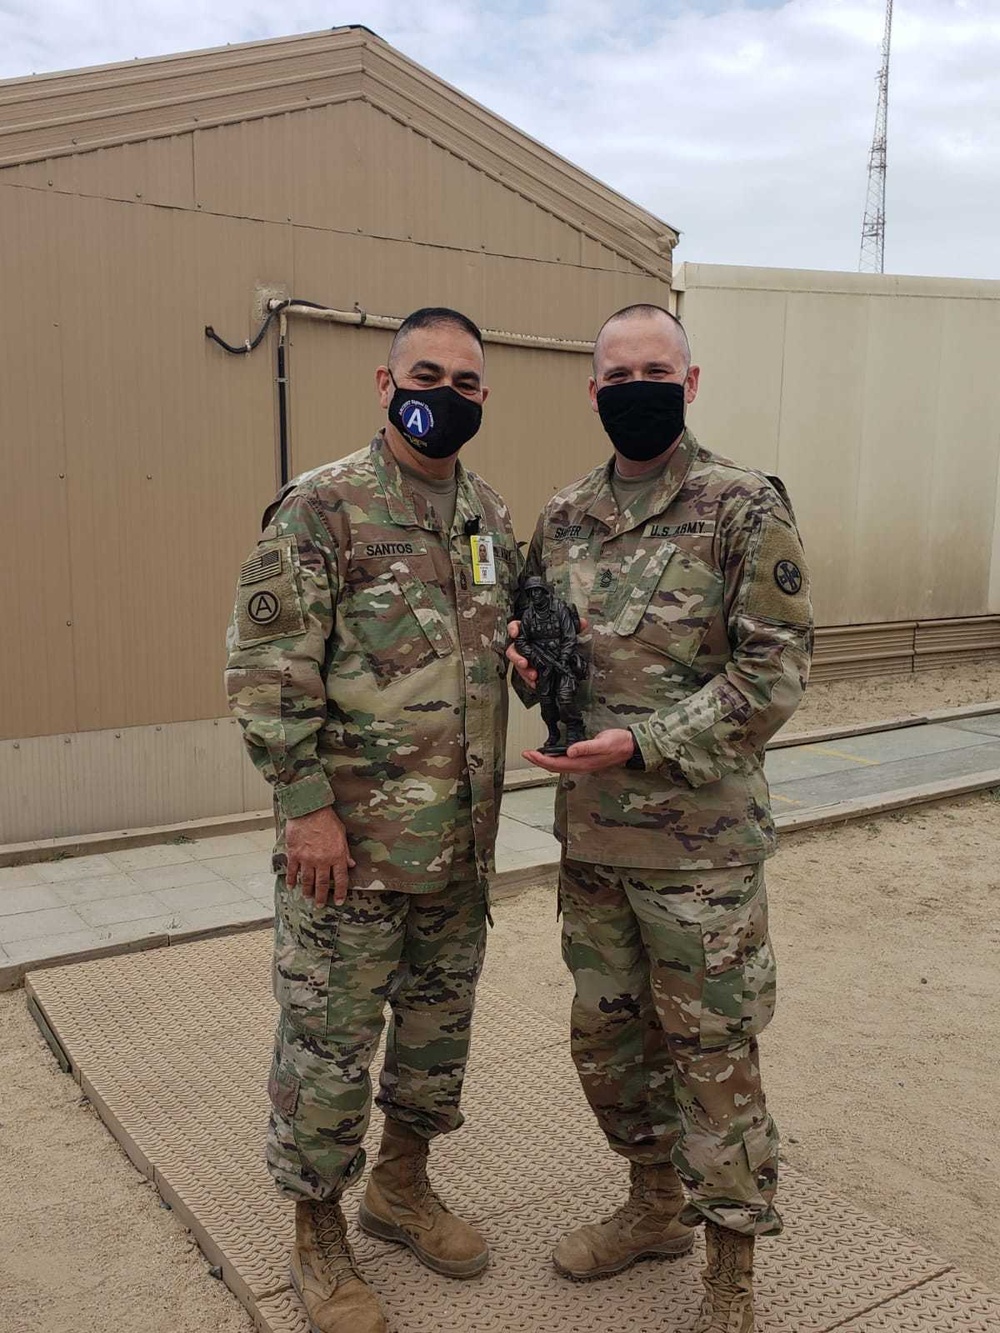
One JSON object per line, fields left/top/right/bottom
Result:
{"left": 677, "top": 264, "right": 1000, "bottom": 627}
{"left": 0, "top": 91, "right": 668, "bottom": 841}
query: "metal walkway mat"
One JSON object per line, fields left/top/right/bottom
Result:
{"left": 26, "top": 931, "right": 1000, "bottom": 1333}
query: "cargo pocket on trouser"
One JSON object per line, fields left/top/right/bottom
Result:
{"left": 698, "top": 877, "right": 776, "bottom": 1051}
{"left": 271, "top": 877, "right": 339, "bottom": 1034}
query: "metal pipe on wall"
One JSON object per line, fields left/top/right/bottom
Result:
{"left": 270, "top": 299, "right": 596, "bottom": 354}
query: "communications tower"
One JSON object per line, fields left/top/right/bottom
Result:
{"left": 859, "top": 0, "right": 893, "bottom": 273}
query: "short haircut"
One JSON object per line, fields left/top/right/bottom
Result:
{"left": 389, "top": 307, "right": 484, "bottom": 369}
{"left": 593, "top": 303, "right": 691, "bottom": 373}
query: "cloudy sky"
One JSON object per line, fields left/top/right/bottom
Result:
{"left": 2, "top": 1, "right": 997, "bottom": 279}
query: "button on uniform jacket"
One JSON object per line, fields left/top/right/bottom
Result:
{"left": 226, "top": 434, "right": 519, "bottom": 891}
{"left": 519, "top": 429, "right": 813, "bottom": 871}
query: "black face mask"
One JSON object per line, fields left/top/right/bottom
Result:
{"left": 596, "top": 380, "right": 686, "bottom": 462}
{"left": 388, "top": 375, "right": 483, "bottom": 459}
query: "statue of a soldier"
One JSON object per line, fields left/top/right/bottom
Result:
{"left": 515, "top": 576, "right": 588, "bottom": 755}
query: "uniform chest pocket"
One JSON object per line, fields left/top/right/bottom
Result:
{"left": 347, "top": 553, "right": 454, "bottom": 686}
{"left": 612, "top": 542, "right": 722, "bottom": 668}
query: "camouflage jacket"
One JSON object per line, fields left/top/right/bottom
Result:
{"left": 519, "top": 429, "right": 813, "bottom": 870}
{"left": 225, "top": 434, "right": 519, "bottom": 891}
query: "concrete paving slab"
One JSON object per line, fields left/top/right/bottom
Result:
{"left": 128, "top": 861, "right": 228, "bottom": 892}
{"left": 806, "top": 724, "right": 1000, "bottom": 765}
{"left": 197, "top": 851, "right": 270, "bottom": 882}
{"left": 76, "top": 893, "right": 175, "bottom": 929}
{"left": 0, "top": 864, "right": 46, "bottom": 889}
{"left": 771, "top": 739, "right": 1000, "bottom": 810}
{"left": 35, "top": 853, "right": 120, "bottom": 883}
{"left": 238, "top": 871, "right": 278, "bottom": 899}
{"left": 51, "top": 873, "right": 144, "bottom": 906}
{"left": 243, "top": 828, "right": 279, "bottom": 851}
{"left": 25, "top": 931, "right": 1000, "bottom": 1333}
{"left": 946, "top": 715, "right": 1000, "bottom": 738}
{"left": 187, "top": 833, "right": 266, "bottom": 861}
{"left": 152, "top": 878, "right": 251, "bottom": 915}
{"left": 1, "top": 925, "right": 171, "bottom": 972}
{"left": 0, "top": 883, "right": 67, "bottom": 916}
{"left": 495, "top": 819, "right": 559, "bottom": 854}
{"left": 107, "top": 843, "right": 196, "bottom": 872}
{"left": 0, "top": 905, "right": 88, "bottom": 943}
{"left": 172, "top": 899, "right": 271, "bottom": 935}
{"left": 766, "top": 745, "right": 879, "bottom": 782}
{"left": 499, "top": 786, "right": 557, "bottom": 829}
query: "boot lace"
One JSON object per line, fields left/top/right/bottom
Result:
{"left": 313, "top": 1203, "right": 362, "bottom": 1284}
{"left": 404, "top": 1157, "right": 448, "bottom": 1219}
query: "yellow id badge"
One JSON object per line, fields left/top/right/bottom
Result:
{"left": 470, "top": 534, "right": 497, "bottom": 585}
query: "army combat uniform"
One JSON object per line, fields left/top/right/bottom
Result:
{"left": 226, "top": 433, "right": 519, "bottom": 1201}
{"left": 520, "top": 428, "right": 812, "bottom": 1237}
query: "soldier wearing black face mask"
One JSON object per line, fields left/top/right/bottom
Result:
{"left": 507, "top": 304, "right": 813, "bottom": 1333}
{"left": 229, "top": 305, "right": 521, "bottom": 1333}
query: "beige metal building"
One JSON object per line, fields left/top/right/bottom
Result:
{"left": 676, "top": 263, "right": 1000, "bottom": 679}
{"left": 0, "top": 27, "right": 676, "bottom": 843}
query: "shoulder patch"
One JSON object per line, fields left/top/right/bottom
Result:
{"left": 236, "top": 537, "right": 307, "bottom": 647}
{"left": 743, "top": 519, "right": 811, "bottom": 628}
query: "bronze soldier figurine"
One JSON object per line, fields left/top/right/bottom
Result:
{"left": 515, "top": 576, "right": 588, "bottom": 754}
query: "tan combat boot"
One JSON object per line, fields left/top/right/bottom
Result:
{"left": 553, "top": 1161, "right": 695, "bottom": 1279}
{"left": 290, "top": 1198, "right": 387, "bottom": 1333}
{"left": 358, "top": 1118, "right": 489, "bottom": 1278}
{"left": 693, "top": 1222, "right": 755, "bottom": 1333}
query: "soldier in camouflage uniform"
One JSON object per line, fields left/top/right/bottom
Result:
{"left": 508, "top": 304, "right": 812, "bottom": 1333}
{"left": 226, "top": 308, "right": 520, "bottom": 1333}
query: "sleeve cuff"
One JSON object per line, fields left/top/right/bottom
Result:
{"left": 629, "top": 723, "right": 691, "bottom": 787}
{"left": 276, "top": 771, "right": 336, "bottom": 818}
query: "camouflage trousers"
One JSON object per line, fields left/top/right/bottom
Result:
{"left": 559, "top": 856, "right": 782, "bottom": 1237}
{"left": 266, "top": 874, "right": 488, "bottom": 1202}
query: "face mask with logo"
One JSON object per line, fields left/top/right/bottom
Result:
{"left": 388, "top": 374, "right": 483, "bottom": 459}
{"left": 596, "top": 380, "right": 686, "bottom": 463}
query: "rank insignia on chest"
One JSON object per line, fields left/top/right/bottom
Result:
{"left": 471, "top": 534, "right": 497, "bottom": 585}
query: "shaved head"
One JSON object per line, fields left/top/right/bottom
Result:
{"left": 593, "top": 304, "right": 691, "bottom": 376}
{"left": 388, "top": 306, "right": 484, "bottom": 373}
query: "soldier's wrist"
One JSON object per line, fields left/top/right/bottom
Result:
{"left": 623, "top": 728, "right": 646, "bottom": 770}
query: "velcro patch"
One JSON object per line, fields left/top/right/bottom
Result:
{"left": 743, "top": 518, "right": 811, "bottom": 627}
{"left": 240, "top": 547, "right": 282, "bottom": 585}
{"left": 236, "top": 538, "right": 306, "bottom": 647}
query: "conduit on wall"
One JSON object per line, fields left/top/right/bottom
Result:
{"left": 205, "top": 298, "right": 596, "bottom": 484}
{"left": 273, "top": 300, "right": 596, "bottom": 354}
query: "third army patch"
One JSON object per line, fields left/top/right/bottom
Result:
{"left": 235, "top": 537, "right": 306, "bottom": 647}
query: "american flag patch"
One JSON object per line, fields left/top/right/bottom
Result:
{"left": 240, "top": 546, "right": 282, "bottom": 586}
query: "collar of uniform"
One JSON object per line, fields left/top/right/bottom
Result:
{"left": 370, "top": 430, "right": 472, "bottom": 533}
{"left": 584, "top": 428, "right": 699, "bottom": 535}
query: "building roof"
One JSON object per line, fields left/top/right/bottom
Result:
{"left": 0, "top": 27, "right": 678, "bottom": 278}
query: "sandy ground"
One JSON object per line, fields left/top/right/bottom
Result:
{"left": 788, "top": 659, "right": 1000, "bottom": 733}
{"left": 1, "top": 665, "right": 999, "bottom": 1330}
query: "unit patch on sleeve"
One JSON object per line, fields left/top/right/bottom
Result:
{"left": 236, "top": 538, "right": 306, "bottom": 647}
{"left": 742, "top": 519, "right": 811, "bottom": 627}
{"left": 773, "top": 559, "right": 803, "bottom": 595}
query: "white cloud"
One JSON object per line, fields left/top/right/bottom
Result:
{"left": 1, "top": 0, "right": 998, "bottom": 278}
